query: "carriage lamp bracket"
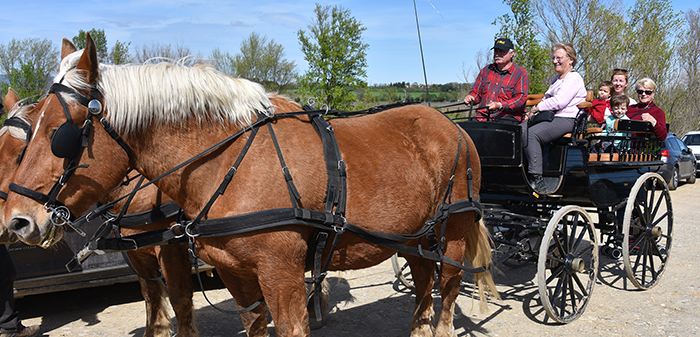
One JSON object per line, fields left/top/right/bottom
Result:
{"left": 171, "top": 222, "right": 186, "bottom": 239}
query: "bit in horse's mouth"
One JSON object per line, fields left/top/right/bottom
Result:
{"left": 40, "top": 225, "right": 57, "bottom": 249}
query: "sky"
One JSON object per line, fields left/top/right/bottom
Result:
{"left": 1, "top": 0, "right": 698, "bottom": 85}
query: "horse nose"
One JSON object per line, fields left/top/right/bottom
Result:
{"left": 8, "top": 216, "right": 36, "bottom": 242}
{"left": 9, "top": 217, "right": 32, "bottom": 231}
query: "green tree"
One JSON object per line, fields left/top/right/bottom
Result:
{"left": 665, "top": 7, "right": 700, "bottom": 135}
{"left": 214, "top": 32, "right": 297, "bottom": 93}
{"left": 111, "top": 40, "right": 132, "bottom": 65}
{"left": 73, "top": 29, "right": 109, "bottom": 61}
{"left": 0, "top": 37, "right": 58, "bottom": 100}
{"left": 1, "top": 61, "right": 48, "bottom": 100}
{"left": 297, "top": 3, "right": 369, "bottom": 110}
{"left": 493, "top": 0, "right": 551, "bottom": 93}
{"left": 626, "top": 0, "right": 683, "bottom": 89}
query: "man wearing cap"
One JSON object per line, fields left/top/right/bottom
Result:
{"left": 464, "top": 38, "right": 529, "bottom": 123}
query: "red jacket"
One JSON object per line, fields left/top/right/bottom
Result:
{"left": 589, "top": 98, "right": 609, "bottom": 124}
{"left": 626, "top": 101, "right": 667, "bottom": 141}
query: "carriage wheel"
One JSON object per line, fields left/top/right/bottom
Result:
{"left": 537, "top": 205, "right": 599, "bottom": 323}
{"left": 622, "top": 172, "right": 673, "bottom": 290}
{"left": 391, "top": 253, "right": 414, "bottom": 289}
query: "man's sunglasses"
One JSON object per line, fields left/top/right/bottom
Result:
{"left": 636, "top": 89, "right": 654, "bottom": 95}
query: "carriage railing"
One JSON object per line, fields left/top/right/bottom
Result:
{"left": 586, "top": 135, "right": 662, "bottom": 162}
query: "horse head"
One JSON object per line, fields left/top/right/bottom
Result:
{"left": 0, "top": 88, "right": 38, "bottom": 244}
{"left": 3, "top": 33, "right": 131, "bottom": 247}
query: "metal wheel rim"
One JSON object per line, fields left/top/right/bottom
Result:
{"left": 537, "top": 205, "right": 599, "bottom": 323}
{"left": 622, "top": 172, "right": 673, "bottom": 290}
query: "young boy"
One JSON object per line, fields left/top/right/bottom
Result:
{"left": 600, "top": 94, "right": 631, "bottom": 151}
{"left": 589, "top": 81, "right": 614, "bottom": 124}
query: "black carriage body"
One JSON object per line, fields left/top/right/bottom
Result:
{"left": 457, "top": 120, "right": 661, "bottom": 211}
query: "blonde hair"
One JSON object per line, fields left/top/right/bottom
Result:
{"left": 552, "top": 43, "right": 578, "bottom": 67}
{"left": 635, "top": 77, "right": 657, "bottom": 91}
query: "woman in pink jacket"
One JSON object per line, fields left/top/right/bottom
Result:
{"left": 525, "top": 43, "right": 587, "bottom": 193}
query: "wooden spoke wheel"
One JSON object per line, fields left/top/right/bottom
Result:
{"left": 391, "top": 253, "right": 414, "bottom": 289}
{"left": 622, "top": 172, "right": 673, "bottom": 290}
{"left": 537, "top": 206, "right": 599, "bottom": 323}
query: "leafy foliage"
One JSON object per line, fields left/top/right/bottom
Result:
{"left": 0, "top": 37, "right": 58, "bottom": 100}
{"left": 493, "top": 0, "right": 551, "bottom": 93}
{"left": 1, "top": 62, "right": 48, "bottom": 100}
{"left": 297, "top": 3, "right": 369, "bottom": 110}
{"left": 213, "top": 32, "right": 297, "bottom": 93}
{"left": 73, "top": 29, "right": 109, "bottom": 62}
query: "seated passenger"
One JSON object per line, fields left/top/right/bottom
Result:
{"left": 525, "top": 43, "right": 587, "bottom": 193}
{"left": 463, "top": 38, "right": 529, "bottom": 123}
{"left": 611, "top": 68, "right": 637, "bottom": 105}
{"left": 599, "top": 94, "right": 631, "bottom": 152}
{"left": 626, "top": 77, "right": 667, "bottom": 141}
{"left": 588, "top": 81, "right": 613, "bottom": 124}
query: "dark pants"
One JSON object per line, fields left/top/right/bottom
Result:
{"left": 524, "top": 116, "right": 575, "bottom": 175}
{"left": 0, "top": 244, "right": 19, "bottom": 334}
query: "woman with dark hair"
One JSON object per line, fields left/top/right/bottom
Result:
{"left": 525, "top": 43, "right": 587, "bottom": 193}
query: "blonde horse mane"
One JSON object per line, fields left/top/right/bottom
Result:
{"left": 58, "top": 55, "right": 273, "bottom": 135}
{"left": 0, "top": 101, "right": 35, "bottom": 141}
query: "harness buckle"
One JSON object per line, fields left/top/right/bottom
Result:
{"left": 332, "top": 216, "right": 347, "bottom": 233}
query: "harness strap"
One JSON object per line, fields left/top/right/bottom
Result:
{"left": 105, "top": 201, "right": 180, "bottom": 227}
{"left": 267, "top": 122, "right": 302, "bottom": 208}
{"left": 90, "top": 197, "right": 483, "bottom": 272}
{"left": 189, "top": 123, "right": 261, "bottom": 227}
{"left": 309, "top": 114, "right": 347, "bottom": 216}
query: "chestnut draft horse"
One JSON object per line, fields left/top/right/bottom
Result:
{"left": 0, "top": 88, "right": 197, "bottom": 337}
{"left": 4, "top": 35, "right": 496, "bottom": 337}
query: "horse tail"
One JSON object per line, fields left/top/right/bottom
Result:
{"left": 465, "top": 218, "right": 500, "bottom": 312}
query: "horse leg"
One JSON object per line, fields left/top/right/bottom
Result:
{"left": 257, "top": 262, "right": 310, "bottom": 337}
{"left": 157, "top": 243, "right": 199, "bottom": 337}
{"left": 434, "top": 214, "right": 495, "bottom": 337}
{"left": 215, "top": 269, "right": 270, "bottom": 337}
{"left": 404, "top": 254, "right": 436, "bottom": 337}
{"left": 127, "top": 249, "right": 173, "bottom": 337}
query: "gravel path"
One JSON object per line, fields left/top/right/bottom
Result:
{"left": 14, "top": 181, "right": 700, "bottom": 336}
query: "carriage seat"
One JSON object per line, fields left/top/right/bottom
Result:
{"left": 526, "top": 91, "right": 593, "bottom": 143}
{"left": 588, "top": 120, "right": 657, "bottom": 162}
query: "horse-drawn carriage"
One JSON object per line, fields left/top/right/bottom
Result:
{"left": 1, "top": 34, "right": 672, "bottom": 335}
{"left": 394, "top": 99, "right": 672, "bottom": 323}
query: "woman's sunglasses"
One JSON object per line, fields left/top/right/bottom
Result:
{"left": 636, "top": 89, "right": 654, "bottom": 95}
{"left": 614, "top": 68, "right": 628, "bottom": 73}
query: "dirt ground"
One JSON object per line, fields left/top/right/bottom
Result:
{"left": 14, "top": 180, "right": 700, "bottom": 336}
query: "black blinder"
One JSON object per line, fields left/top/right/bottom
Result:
{"left": 51, "top": 122, "right": 82, "bottom": 159}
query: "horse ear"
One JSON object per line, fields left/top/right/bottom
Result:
{"left": 76, "top": 32, "right": 99, "bottom": 85}
{"left": 61, "top": 38, "right": 78, "bottom": 61}
{"left": 4, "top": 87, "right": 20, "bottom": 110}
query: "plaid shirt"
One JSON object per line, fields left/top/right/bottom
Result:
{"left": 469, "top": 63, "right": 529, "bottom": 122}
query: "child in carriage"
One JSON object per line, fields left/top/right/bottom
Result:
{"left": 597, "top": 94, "right": 631, "bottom": 153}
{"left": 588, "top": 81, "right": 614, "bottom": 125}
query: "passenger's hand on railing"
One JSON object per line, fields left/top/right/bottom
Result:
{"left": 464, "top": 95, "right": 476, "bottom": 105}
{"left": 641, "top": 113, "right": 657, "bottom": 126}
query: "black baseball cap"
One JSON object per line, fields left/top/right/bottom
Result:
{"left": 492, "top": 38, "right": 514, "bottom": 51}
